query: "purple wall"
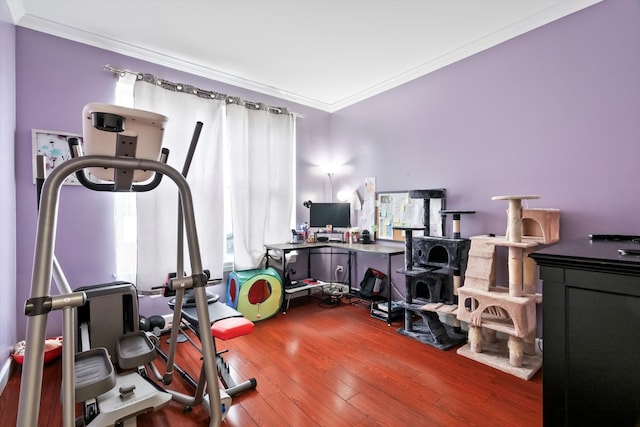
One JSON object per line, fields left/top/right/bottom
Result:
{"left": 332, "top": 0, "right": 640, "bottom": 239}
{"left": 328, "top": 0, "right": 640, "bottom": 296}
{"left": 1, "top": 0, "right": 17, "bottom": 388}
{"left": 15, "top": 30, "right": 119, "bottom": 340}
{"left": 10, "top": 0, "right": 640, "bottom": 343}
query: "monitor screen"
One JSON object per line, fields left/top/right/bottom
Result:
{"left": 309, "top": 203, "right": 351, "bottom": 228}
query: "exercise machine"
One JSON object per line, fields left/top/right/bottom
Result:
{"left": 17, "top": 103, "right": 225, "bottom": 426}
{"left": 74, "top": 281, "right": 172, "bottom": 426}
{"left": 147, "top": 112, "right": 258, "bottom": 409}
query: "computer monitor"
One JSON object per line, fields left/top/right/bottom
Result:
{"left": 309, "top": 203, "right": 351, "bottom": 228}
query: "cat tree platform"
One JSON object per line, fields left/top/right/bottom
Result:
{"left": 457, "top": 338, "right": 542, "bottom": 380}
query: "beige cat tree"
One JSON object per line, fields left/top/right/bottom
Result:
{"left": 456, "top": 195, "right": 559, "bottom": 380}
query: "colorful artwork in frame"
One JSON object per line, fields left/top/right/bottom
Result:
{"left": 32, "top": 129, "right": 83, "bottom": 185}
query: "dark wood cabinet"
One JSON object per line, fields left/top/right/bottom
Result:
{"left": 530, "top": 238, "right": 640, "bottom": 427}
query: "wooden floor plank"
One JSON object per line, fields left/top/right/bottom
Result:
{"left": 1, "top": 297, "right": 541, "bottom": 426}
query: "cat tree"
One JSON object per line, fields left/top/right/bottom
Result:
{"left": 396, "top": 189, "right": 477, "bottom": 350}
{"left": 456, "top": 195, "right": 559, "bottom": 380}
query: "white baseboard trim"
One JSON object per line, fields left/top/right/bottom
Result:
{"left": 0, "top": 357, "right": 13, "bottom": 396}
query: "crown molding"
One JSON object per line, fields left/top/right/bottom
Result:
{"left": 9, "top": 0, "right": 601, "bottom": 113}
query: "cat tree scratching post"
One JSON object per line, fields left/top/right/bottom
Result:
{"left": 496, "top": 195, "right": 538, "bottom": 366}
{"left": 457, "top": 195, "right": 557, "bottom": 380}
{"left": 441, "top": 210, "right": 476, "bottom": 333}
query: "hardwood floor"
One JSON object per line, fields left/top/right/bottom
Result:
{"left": 1, "top": 296, "right": 542, "bottom": 426}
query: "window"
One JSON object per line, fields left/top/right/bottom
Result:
{"left": 114, "top": 73, "right": 295, "bottom": 290}
{"left": 114, "top": 77, "right": 234, "bottom": 284}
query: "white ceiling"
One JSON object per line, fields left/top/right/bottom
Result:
{"left": 8, "top": 0, "right": 600, "bottom": 112}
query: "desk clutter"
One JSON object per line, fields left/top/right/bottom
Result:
{"left": 280, "top": 279, "right": 349, "bottom": 313}
{"left": 295, "top": 218, "right": 373, "bottom": 244}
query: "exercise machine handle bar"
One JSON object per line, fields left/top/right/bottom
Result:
{"left": 68, "top": 137, "right": 170, "bottom": 192}
{"left": 32, "top": 154, "right": 88, "bottom": 425}
{"left": 163, "top": 121, "right": 205, "bottom": 385}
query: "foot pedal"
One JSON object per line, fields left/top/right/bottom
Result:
{"left": 116, "top": 332, "right": 155, "bottom": 369}
{"left": 74, "top": 348, "right": 116, "bottom": 403}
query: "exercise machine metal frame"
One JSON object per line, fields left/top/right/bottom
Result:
{"left": 18, "top": 105, "right": 224, "bottom": 427}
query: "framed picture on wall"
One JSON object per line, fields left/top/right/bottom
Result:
{"left": 32, "top": 129, "right": 83, "bottom": 185}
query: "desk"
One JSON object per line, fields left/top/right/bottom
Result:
{"left": 265, "top": 242, "right": 404, "bottom": 324}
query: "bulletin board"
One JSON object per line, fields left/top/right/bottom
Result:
{"left": 376, "top": 191, "right": 423, "bottom": 241}
{"left": 32, "top": 129, "right": 84, "bottom": 185}
{"left": 375, "top": 191, "right": 443, "bottom": 241}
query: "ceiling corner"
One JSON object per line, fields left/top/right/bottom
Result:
{"left": 5, "top": 0, "right": 25, "bottom": 24}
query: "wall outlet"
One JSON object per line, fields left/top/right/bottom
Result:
{"left": 336, "top": 265, "right": 343, "bottom": 272}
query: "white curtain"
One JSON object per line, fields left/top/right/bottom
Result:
{"left": 227, "top": 102, "right": 295, "bottom": 270}
{"left": 133, "top": 80, "right": 225, "bottom": 289}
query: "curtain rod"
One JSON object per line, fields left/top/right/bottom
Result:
{"left": 103, "top": 64, "right": 303, "bottom": 118}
